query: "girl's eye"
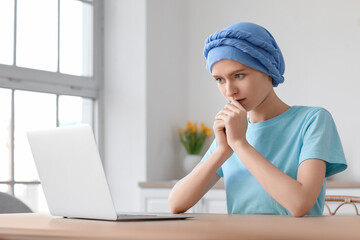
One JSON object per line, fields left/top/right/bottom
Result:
{"left": 215, "top": 78, "right": 225, "bottom": 84}
{"left": 235, "top": 73, "right": 244, "bottom": 79}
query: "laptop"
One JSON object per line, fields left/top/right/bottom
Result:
{"left": 26, "top": 124, "right": 192, "bottom": 221}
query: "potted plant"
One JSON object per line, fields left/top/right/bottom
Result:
{"left": 179, "top": 121, "right": 212, "bottom": 173}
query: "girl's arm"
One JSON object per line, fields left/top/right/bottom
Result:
{"left": 232, "top": 141, "right": 326, "bottom": 217}
{"left": 169, "top": 117, "right": 233, "bottom": 214}
{"left": 168, "top": 151, "right": 223, "bottom": 214}
{"left": 218, "top": 101, "right": 326, "bottom": 217}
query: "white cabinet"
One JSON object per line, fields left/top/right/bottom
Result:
{"left": 140, "top": 186, "right": 227, "bottom": 214}
{"left": 142, "top": 192, "right": 171, "bottom": 213}
{"left": 197, "top": 189, "right": 228, "bottom": 213}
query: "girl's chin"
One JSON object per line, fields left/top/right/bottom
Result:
{"left": 243, "top": 105, "right": 253, "bottom": 112}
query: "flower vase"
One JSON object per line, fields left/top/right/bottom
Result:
{"left": 183, "top": 154, "right": 202, "bottom": 174}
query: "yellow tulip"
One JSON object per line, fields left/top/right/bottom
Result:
{"left": 205, "top": 128, "right": 212, "bottom": 137}
{"left": 200, "top": 122, "right": 205, "bottom": 132}
{"left": 179, "top": 128, "right": 184, "bottom": 135}
{"left": 192, "top": 122, "right": 198, "bottom": 133}
{"left": 186, "top": 121, "right": 193, "bottom": 131}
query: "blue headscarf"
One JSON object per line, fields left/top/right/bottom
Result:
{"left": 203, "top": 22, "right": 285, "bottom": 87}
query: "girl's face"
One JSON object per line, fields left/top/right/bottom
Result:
{"left": 212, "top": 59, "right": 273, "bottom": 112}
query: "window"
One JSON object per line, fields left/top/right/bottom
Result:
{"left": 0, "top": 0, "right": 102, "bottom": 213}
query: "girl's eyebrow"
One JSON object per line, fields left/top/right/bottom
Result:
{"left": 212, "top": 68, "right": 247, "bottom": 78}
{"left": 212, "top": 74, "right": 222, "bottom": 79}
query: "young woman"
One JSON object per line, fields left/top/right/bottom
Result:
{"left": 168, "top": 22, "right": 347, "bottom": 217}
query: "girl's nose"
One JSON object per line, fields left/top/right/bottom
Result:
{"left": 225, "top": 82, "right": 238, "bottom": 98}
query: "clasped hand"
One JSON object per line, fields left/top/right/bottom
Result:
{"left": 214, "top": 100, "right": 248, "bottom": 155}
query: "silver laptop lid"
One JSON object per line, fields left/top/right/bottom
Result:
{"left": 27, "top": 124, "right": 118, "bottom": 220}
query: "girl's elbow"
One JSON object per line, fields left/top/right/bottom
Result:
{"left": 168, "top": 196, "right": 186, "bottom": 214}
{"left": 289, "top": 201, "right": 312, "bottom": 217}
{"left": 169, "top": 203, "right": 187, "bottom": 214}
{"left": 169, "top": 205, "right": 185, "bottom": 214}
{"left": 290, "top": 209, "right": 308, "bottom": 217}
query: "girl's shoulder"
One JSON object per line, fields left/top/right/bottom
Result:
{"left": 289, "top": 106, "right": 336, "bottom": 132}
{"left": 291, "top": 105, "right": 332, "bottom": 120}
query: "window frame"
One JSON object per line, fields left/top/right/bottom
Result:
{"left": 0, "top": 0, "right": 102, "bottom": 99}
{"left": 0, "top": 0, "right": 103, "bottom": 204}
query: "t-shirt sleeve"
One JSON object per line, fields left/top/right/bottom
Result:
{"left": 299, "top": 108, "right": 347, "bottom": 177}
{"left": 201, "top": 139, "right": 224, "bottom": 177}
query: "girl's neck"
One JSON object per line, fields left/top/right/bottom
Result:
{"left": 248, "top": 90, "right": 290, "bottom": 123}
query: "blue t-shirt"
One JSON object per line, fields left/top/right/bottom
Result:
{"left": 201, "top": 106, "right": 347, "bottom": 215}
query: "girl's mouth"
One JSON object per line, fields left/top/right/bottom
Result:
{"left": 237, "top": 98, "right": 246, "bottom": 104}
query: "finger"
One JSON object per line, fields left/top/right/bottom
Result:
{"left": 218, "top": 103, "right": 234, "bottom": 113}
{"left": 224, "top": 102, "right": 240, "bottom": 112}
{"left": 214, "top": 119, "right": 225, "bottom": 128}
{"left": 215, "top": 109, "right": 232, "bottom": 120}
{"left": 215, "top": 114, "right": 228, "bottom": 121}
{"left": 213, "top": 120, "right": 226, "bottom": 133}
{"left": 215, "top": 114, "right": 225, "bottom": 120}
{"left": 229, "top": 100, "right": 246, "bottom": 111}
{"left": 221, "top": 108, "right": 233, "bottom": 115}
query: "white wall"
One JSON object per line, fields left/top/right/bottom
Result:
{"left": 103, "top": 0, "right": 188, "bottom": 211}
{"left": 146, "top": 0, "right": 188, "bottom": 180}
{"left": 103, "top": 0, "right": 147, "bottom": 212}
{"left": 103, "top": 0, "right": 360, "bottom": 211}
